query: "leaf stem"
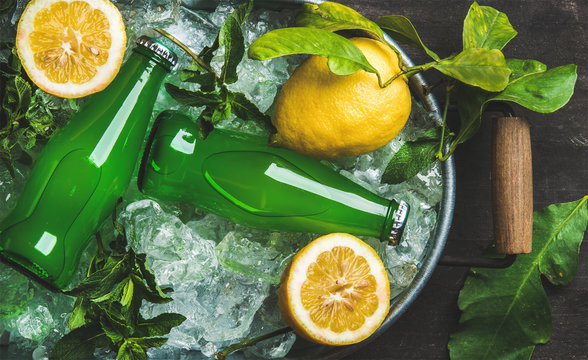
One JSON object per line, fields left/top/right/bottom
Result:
{"left": 214, "top": 327, "right": 292, "bottom": 360}
{"left": 381, "top": 62, "right": 435, "bottom": 88}
{"left": 154, "top": 28, "right": 219, "bottom": 78}
{"left": 436, "top": 83, "right": 454, "bottom": 161}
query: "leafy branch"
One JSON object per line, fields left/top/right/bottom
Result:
{"left": 49, "top": 204, "right": 186, "bottom": 360}
{"left": 247, "top": 1, "right": 576, "bottom": 184}
{"left": 449, "top": 196, "right": 588, "bottom": 359}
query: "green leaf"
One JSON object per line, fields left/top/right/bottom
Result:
{"left": 129, "top": 336, "right": 168, "bottom": 349}
{"left": 505, "top": 58, "right": 546, "bottom": 82}
{"left": 118, "top": 340, "right": 147, "bottom": 360}
{"left": 377, "top": 15, "right": 439, "bottom": 60}
{"left": 135, "top": 313, "right": 187, "bottom": 337}
{"left": 63, "top": 254, "right": 131, "bottom": 298}
{"left": 219, "top": 15, "right": 244, "bottom": 84}
{"left": 49, "top": 324, "right": 110, "bottom": 360}
{"left": 452, "top": 62, "right": 577, "bottom": 151}
{"left": 165, "top": 83, "right": 222, "bottom": 107}
{"left": 448, "top": 197, "right": 588, "bottom": 359}
{"left": 433, "top": 48, "right": 511, "bottom": 91}
{"left": 120, "top": 277, "right": 134, "bottom": 308}
{"left": 131, "top": 274, "right": 172, "bottom": 304}
{"left": 248, "top": 27, "right": 379, "bottom": 77}
{"left": 296, "top": 2, "right": 385, "bottom": 41}
{"left": 491, "top": 64, "right": 577, "bottom": 113}
{"left": 462, "top": 2, "right": 517, "bottom": 51}
{"left": 212, "top": 102, "right": 231, "bottom": 123}
{"left": 179, "top": 70, "right": 216, "bottom": 87}
{"left": 452, "top": 84, "right": 491, "bottom": 146}
{"left": 67, "top": 298, "right": 91, "bottom": 330}
{"left": 382, "top": 127, "right": 445, "bottom": 184}
{"left": 227, "top": 90, "right": 274, "bottom": 133}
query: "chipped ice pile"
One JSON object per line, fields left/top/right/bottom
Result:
{"left": 0, "top": 0, "right": 443, "bottom": 358}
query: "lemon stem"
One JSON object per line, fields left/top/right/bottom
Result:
{"left": 436, "top": 84, "right": 454, "bottom": 161}
{"left": 381, "top": 62, "right": 435, "bottom": 88}
{"left": 154, "top": 28, "right": 219, "bottom": 79}
{"left": 215, "top": 327, "right": 292, "bottom": 360}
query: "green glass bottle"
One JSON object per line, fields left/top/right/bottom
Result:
{"left": 139, "top": 111, "right": 409, "bottom": 245}
{"left": 0, "top": 36, "right": 177, "bottom": 290}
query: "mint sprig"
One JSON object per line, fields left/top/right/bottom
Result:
{"left": 156, "top": 0, "right": 274, "bottom": 139}
{"left": 49, "top": 205, "right": 186, "bottom": 360}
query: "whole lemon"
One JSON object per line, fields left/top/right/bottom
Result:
{"left": 271, "top": 37, "right": 411, "bottom": 159}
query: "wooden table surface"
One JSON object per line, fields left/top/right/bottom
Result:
{"left": 338, "top": 1, "right": 588, "bottom": 359}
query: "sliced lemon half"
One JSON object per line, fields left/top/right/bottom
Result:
{"left": 16, "top": 0, "right": 126, "bottom": 98}
{"left": 279, "top": 233, "right": 390, "bottom": 345}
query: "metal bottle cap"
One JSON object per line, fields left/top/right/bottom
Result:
{"left": 388, "top": 200, "right": 409, "bottom": 246}
{"left": 136, "top": 36, "right": 178, "bottom": 66}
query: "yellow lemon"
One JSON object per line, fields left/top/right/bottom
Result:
{"left": 271, "top": 37, "right": 411, "bottom": 159}
{"left": 278, "top": 233, "right": 390, "bottom": 345}
{"left": 16, "top": 0, "right": 126, "bottom": 98}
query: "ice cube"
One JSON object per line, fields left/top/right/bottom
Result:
{"left": 16, "top": 305, "right": 53, "bottom": 341}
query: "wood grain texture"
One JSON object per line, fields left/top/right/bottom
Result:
{"left": 492, "top": 117, "right": 533, "bottom": 254}
{"left": 335, "top": 0, "right": 588, "bottom": 359}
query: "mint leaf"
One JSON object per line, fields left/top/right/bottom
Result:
{"left": 49, "top": 324, "right": 109, "bottom": 360}
{"left": 296, "top": 2, "right": 385, "bottom": 41}
{"left": 382, "top": 127, "right": 447, "bottom": 184}
{"left": 219, "top": 0, "right": 252, "bottom": 84}
{"left": 433, "top": 48, "right": 511, "bottom": 92}
{"left": 135, "top": 313, "right": 187, "bottom": 337}
{"left": 129, "top": 336, "right": 168, "bottom": 349}
{"left": 63, "top": 254, "right": 131, "bottom": 298}
{"left": 248, "top": 27, "right": 379, "bottom": 77}
{"left": 227, "top": 90, "right": 274, "bottom": 133}
{"left": 462, "top": 2, "right": 517, "bottom": 51}
{"left": 164, "top": 83, "right": 222, "bottom": 107}
{"left": 377, "top": 15, "right": 439, "bottom": 60}
{"left": 449, "top": 197, "right": 588, "bottom": 359}
{"left": 179, "top": 70, "right": 216, "bottom": 87}
{"left": 118, "top": 339, "right": 147, "bottom": 360}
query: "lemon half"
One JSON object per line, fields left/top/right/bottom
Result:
{"left": 16, "top": 0, "right": 126, "bottom": 98}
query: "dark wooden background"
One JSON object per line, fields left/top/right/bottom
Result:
{"left": 338, "top": 0, "right": 588, "bottom": 359}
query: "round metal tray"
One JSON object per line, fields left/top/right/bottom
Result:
{"left": 179, "top": 0, "right": 456, "bottom": 358}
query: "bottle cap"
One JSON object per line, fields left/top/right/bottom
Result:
{"left": 388, "top": 200, "right": 409, "bottom": 246}
{"left": 136, "top": 36, "right": 178, "bottom": 67}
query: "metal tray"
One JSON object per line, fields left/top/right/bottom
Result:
{"left": 178, "top": 0, "right": 456, "bottom": 358}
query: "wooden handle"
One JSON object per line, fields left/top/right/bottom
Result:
{"left": 492, "top": 117, "right": 533, "bottom": 254}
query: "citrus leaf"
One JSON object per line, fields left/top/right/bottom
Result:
{"left": 449, "top": 197, "right": 588, "bottom": 360}
{"left": 452, "top": 61, "right": 577, "bottom": 150}
{"left": 248, "top": 27, "right": 379, "bottom": 77}
{"left": 505, "top": 58, "right": 546, "bottom": 82}
{"left": 433, "top": 48, "right": 511, "bottom": 92}
{"left": 382, "top": 127, "right": 446, "bottom": 184}
{"left": 462, "top": 2, "right": 517, "bottom": 51}
{"left": 491, "top": 64, "right": 577, "bottom": 113}
{"left": 48, "top": 324, "right": 110, "bottom": 360}
{"left": 377, "top": 15, "right": 439, "bottom": 60}
{"left": 296, "top": 2, "right": 385, "bottom": 41}
{"left": 164, "top": 83, "right": 223, "bottom": 107}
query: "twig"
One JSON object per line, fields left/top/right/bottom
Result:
{"left": 215, "top": 327, "right": 292, "bottom": 360}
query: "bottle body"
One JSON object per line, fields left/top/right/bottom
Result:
{"left": 139, "top": 111, "right": 408, "bottom": 243}
{"left": 0, "top": 38, "right": 173, "bottom": 290}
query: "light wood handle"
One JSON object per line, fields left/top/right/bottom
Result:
{"left": 492, "top": 117, "right": 533, "bottom": 254}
